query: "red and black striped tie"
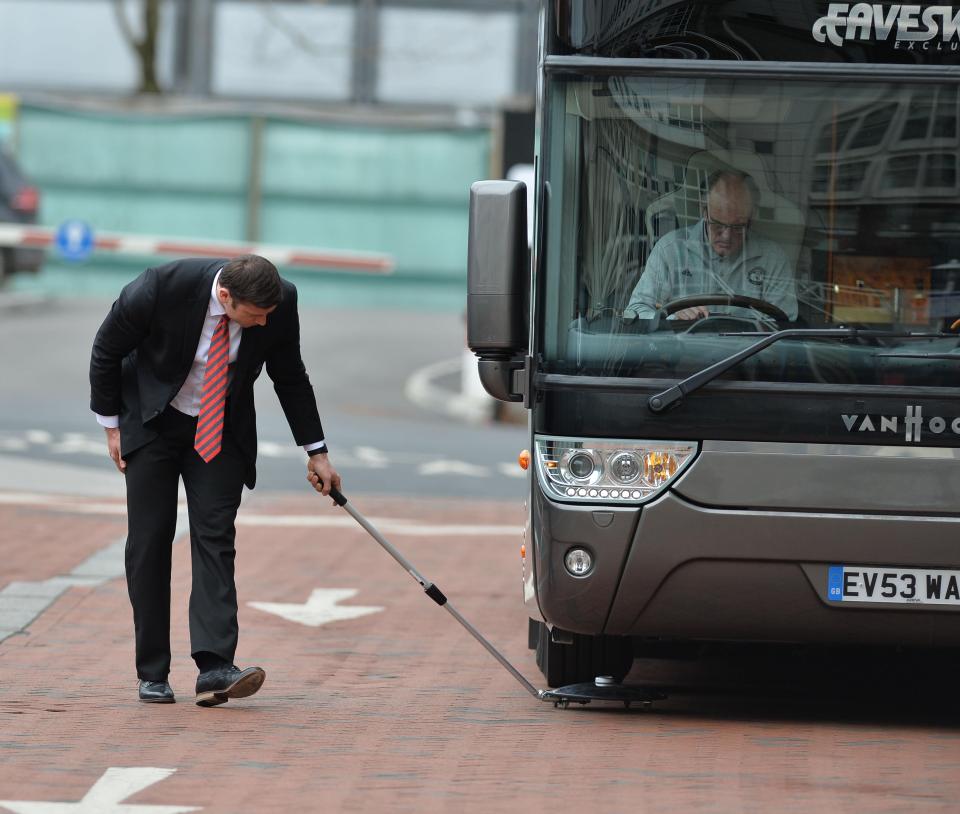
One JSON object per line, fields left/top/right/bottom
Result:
{"left": 194, "top": 315, "right": 230, "bottom": 462}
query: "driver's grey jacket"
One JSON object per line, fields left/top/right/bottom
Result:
{"left": 625, "top": 220, "right": 798, "bottom": 321}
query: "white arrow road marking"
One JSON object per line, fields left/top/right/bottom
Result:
{"left": 0, "top": 767, "right": 199, "bottom": 813}
{"left": 248, "top": 588, "right": 384, "bottom": 627}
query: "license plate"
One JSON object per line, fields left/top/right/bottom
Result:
{"left": 828, "top": 566, "right": 960, "bottom": 606}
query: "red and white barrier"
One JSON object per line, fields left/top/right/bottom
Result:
{"left": 0, "top": 222, "right": 394, "bottom": 274}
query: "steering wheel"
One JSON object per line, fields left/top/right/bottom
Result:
{"left": 662, "top": 293, "right": 789, "bottom": 323}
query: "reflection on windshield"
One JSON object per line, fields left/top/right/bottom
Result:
{"left": 541, "top": 75, "right": 960, "bottom": 387}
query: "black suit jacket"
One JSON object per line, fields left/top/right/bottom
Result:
{"left": 89, "top": 258, "right": 325, "bottom": 488}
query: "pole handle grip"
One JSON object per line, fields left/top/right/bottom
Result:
{"left": 316, "top": 479, "right": 348, "bottom": 506}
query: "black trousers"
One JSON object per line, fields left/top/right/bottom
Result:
{"left": 124, "top": 405, "right": 246, "bottom": 680}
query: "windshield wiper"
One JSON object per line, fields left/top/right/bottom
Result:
{"left": 648, "top": 328, "right": 956, "bottom": 414}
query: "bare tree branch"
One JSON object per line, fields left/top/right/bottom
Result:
{"left": 140, "top": 0, "right": 161, "bottom": 93}
{"left": 112, "top": 0, "right": 138, "bottom": 48}
{"left": 258, "top": 2, "right": 329, "bottom": 58}
{"left": 112, "top": 0, "right": 162, "bottom": 94}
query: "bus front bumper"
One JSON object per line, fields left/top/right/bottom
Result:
{"left": 532, "top": 489, "right": 960, "bottom": 647}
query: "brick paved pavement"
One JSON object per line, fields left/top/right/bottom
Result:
{"left": 2, "top": 488, "right": 960, "bottom": 813}
{"left": 0, "top": 504, "right": 125, "bottom": 583}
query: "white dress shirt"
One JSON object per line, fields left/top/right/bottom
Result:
{"left": 169, "top": 269, "right": 241, "bottom": 416}
{"left": 95, "top": 269, "right": 326, "bottom": 453}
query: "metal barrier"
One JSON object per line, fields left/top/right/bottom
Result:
{"left": 0, "top": 222, "right": 394, "bottom": 274}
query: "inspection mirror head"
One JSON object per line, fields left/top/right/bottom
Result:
{"left": 541, "top": 681, "right": 668, "bottom": 709}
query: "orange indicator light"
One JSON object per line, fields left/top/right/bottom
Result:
{"left": 518, "top": 449, "right": 530, "bottom": 470}
{"left": 644, "top": 451, "right": 678, "bottom": 486}
{"left": 520, "top": 544, "right": 526, "bottom": 559}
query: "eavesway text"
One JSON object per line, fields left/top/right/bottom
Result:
{"left": 813, "top": 4, "right": 960, "bottom": 49}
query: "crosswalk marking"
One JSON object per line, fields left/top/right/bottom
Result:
{"left": 418, "top": 460, "right": 490, "bottom": 477}
{"left": 0, "top": 430, "right": 526, "bottom": 479}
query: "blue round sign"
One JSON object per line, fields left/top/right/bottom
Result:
{"left": 55, "top": 219, "right": 94, "bottom": 262}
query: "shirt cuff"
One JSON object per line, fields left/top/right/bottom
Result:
{"left": 95, "top": 413, "right": 119, "bottom": 429}
{"left": 304, "top": 441, "right": 327, "bottom": 456}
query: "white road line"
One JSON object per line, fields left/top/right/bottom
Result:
{"left": 404, "top": 356, "right": 494, "bottom": 424}
{"left": 24, "top": 430, "right": 53, "bottom": 444}
{"left": 354, "top": 446, "right": 390, "bottom": 468}
{"left": 498, "top": 462, "right": 527, "bottom": 479}
{"left": 0, "top": 491, "right": 523, "bottom": 536}
{"left": 237, "top": 514, "right": 521, "bottom": 536}
{"left": 417, "top": 460, "right": 490, "bottom": 477}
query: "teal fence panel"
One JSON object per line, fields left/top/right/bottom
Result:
{"left": 261, "top": 122, "right": 487, "bottom": 202}
{"left": 18, "top": 107, "right": 251, "bottom": 237}
{"left": 12, "top": 104, "right": 490, "bottom": 310}
{"left": 259, "top": 121, "right": 487, "bottom": 279}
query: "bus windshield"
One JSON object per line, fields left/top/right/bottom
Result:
{"left": 541, "top": 73, "right": 960, "bottom": 388}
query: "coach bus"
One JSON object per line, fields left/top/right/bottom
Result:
{"left": 468, "top": 0, "right": 960, "bottom": 686}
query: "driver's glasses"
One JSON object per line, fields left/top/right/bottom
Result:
{"left": 705, "top": 211, "right": 751, "bottom": 236}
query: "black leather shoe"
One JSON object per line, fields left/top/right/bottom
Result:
{"left": 195, "top": 665, "right": 266, "bottom": 707}
{"left": 138, "top": 680, "right": 175, "bottom": 704}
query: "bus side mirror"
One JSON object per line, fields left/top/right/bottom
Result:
{"left": 467, "top": 180, "right": 529, "bottom": 403}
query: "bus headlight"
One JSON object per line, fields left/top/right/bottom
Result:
{"left": 560, "top": 448, "right": 603, "bottom": 485}
{"left": 535, "top": 436, "right": 697, "bottom": 504}
{"left": 609, "top": 451, "right": 643, "bottom": 485}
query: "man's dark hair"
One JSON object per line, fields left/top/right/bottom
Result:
{"left": 218, "top": 255, "right": 283, "bottom": 309}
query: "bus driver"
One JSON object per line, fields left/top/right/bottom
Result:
{"left": 625, "top": 170, "right": 798, "bottom": 322}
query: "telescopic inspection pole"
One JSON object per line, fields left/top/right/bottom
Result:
{"left": 322, "top": 485, "right": 665, "bottom": 709}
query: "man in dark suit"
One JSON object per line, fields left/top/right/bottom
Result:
{"left": 90, "top": 255, "right": 340, "bottom": 706}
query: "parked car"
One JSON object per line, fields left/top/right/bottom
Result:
{"left": 0, "top": 149, "right": 42, "bottom": 283}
